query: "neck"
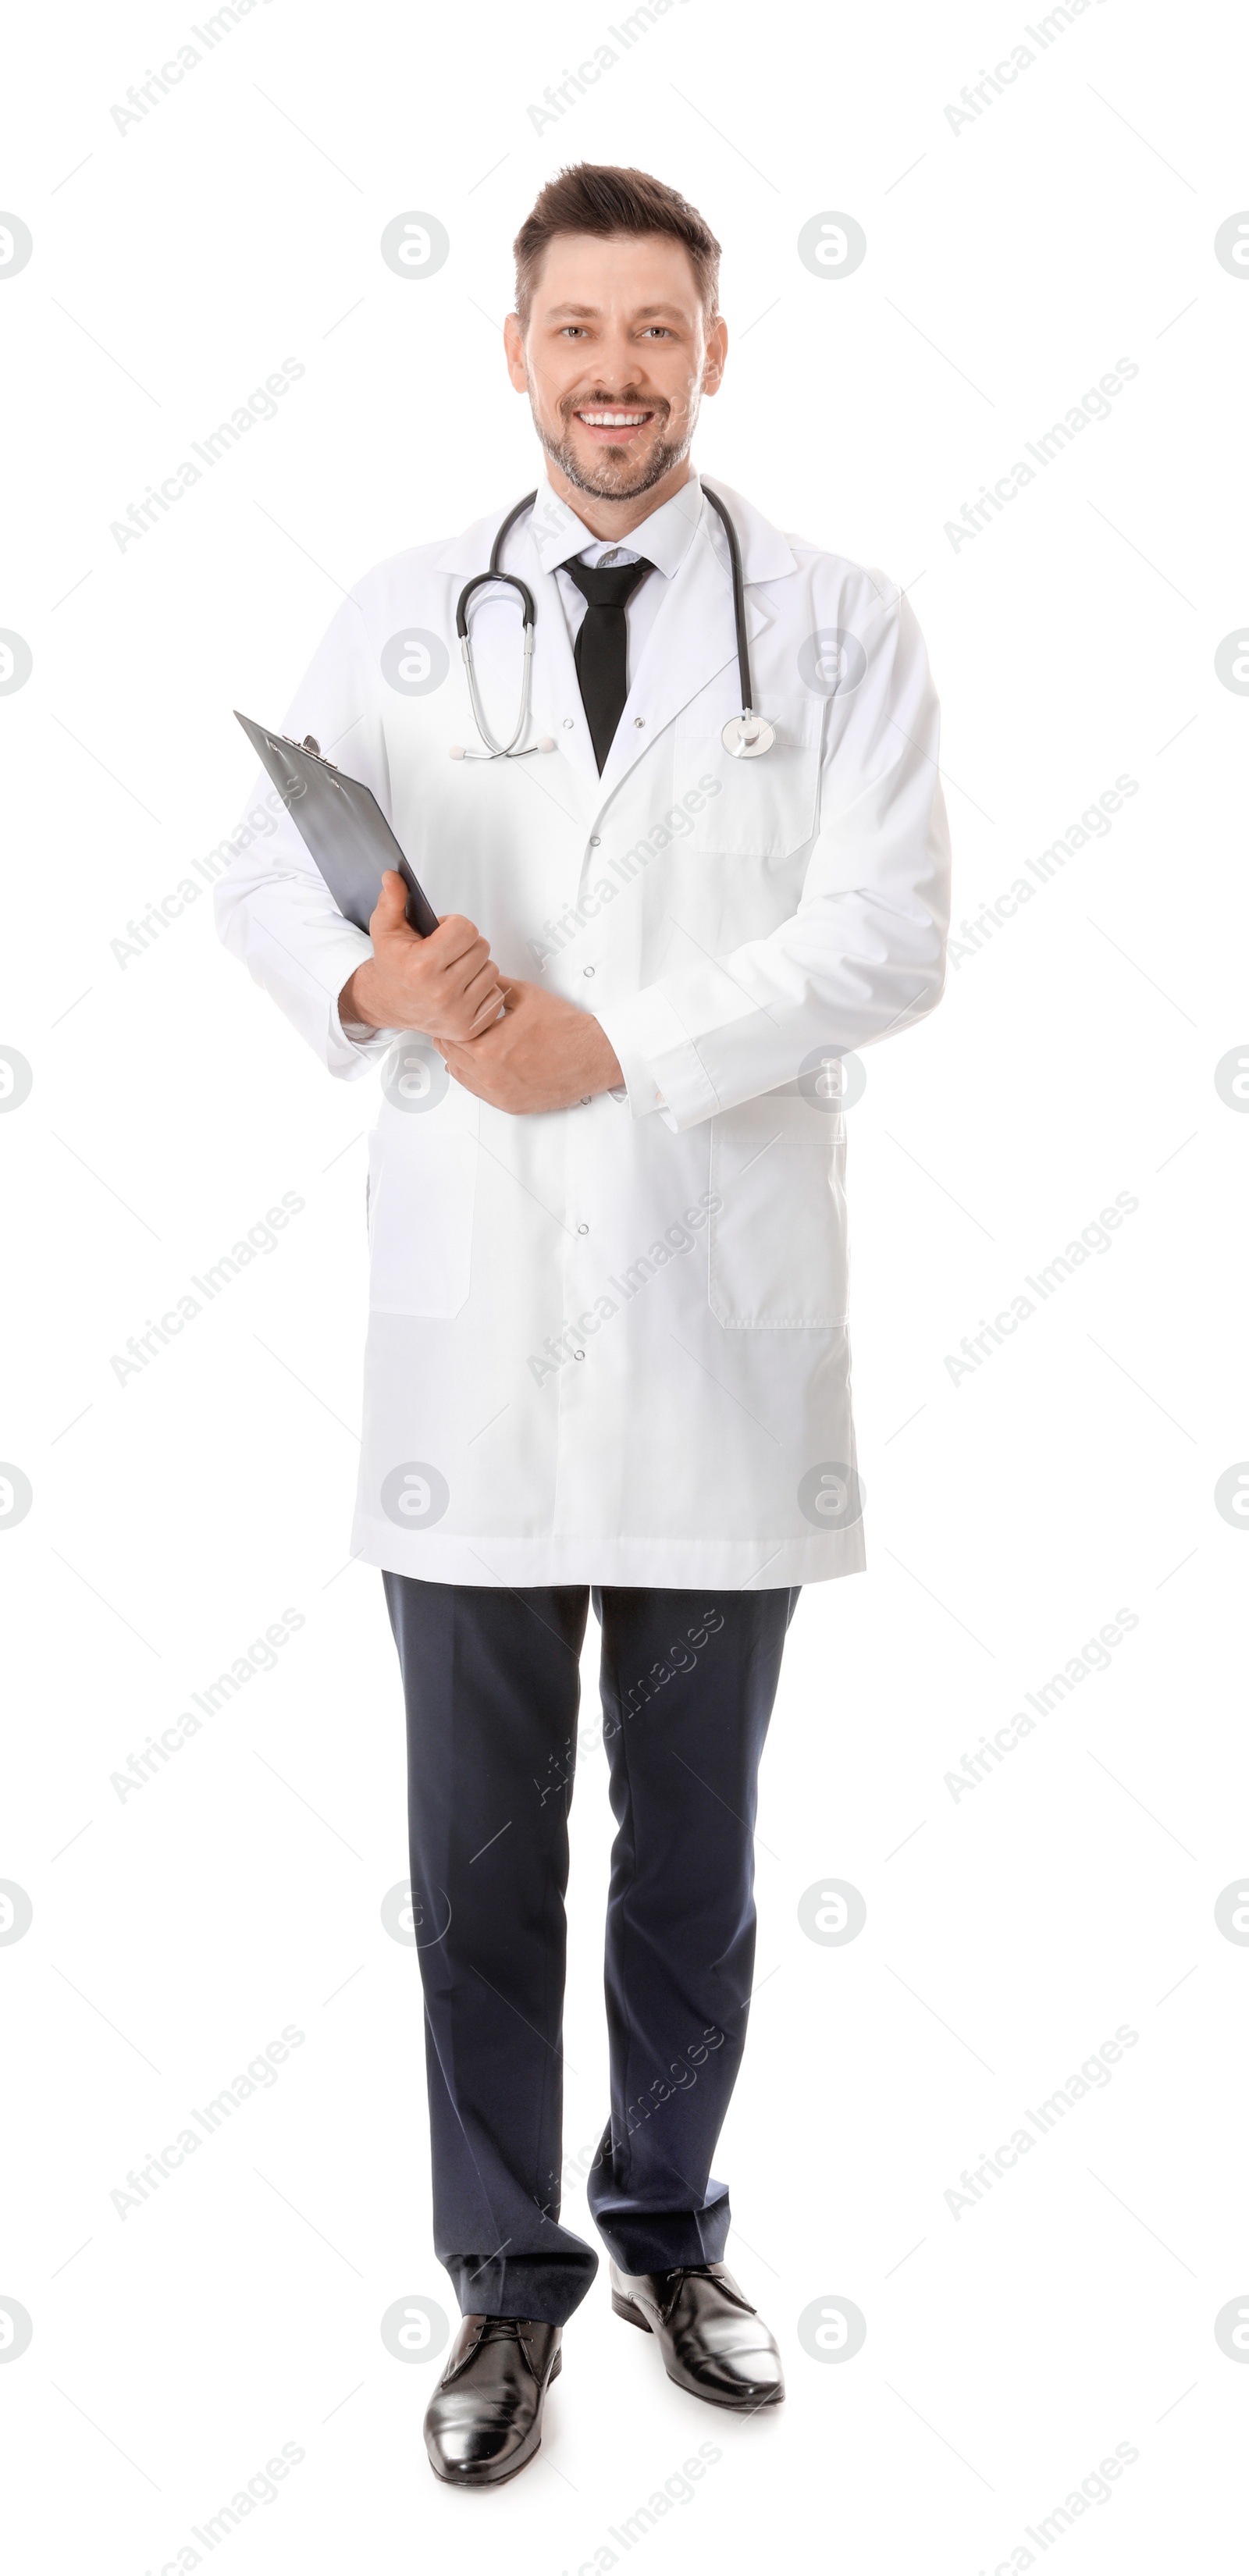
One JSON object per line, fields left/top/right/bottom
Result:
{"left": 543, "top": 454, "right": 695, "bottom": 543}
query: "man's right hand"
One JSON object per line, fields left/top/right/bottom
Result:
{"left": 338, "top": 872, "right": 505, "bottom": 1039}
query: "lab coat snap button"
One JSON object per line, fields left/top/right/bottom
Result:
{"left": 583, "top": 966, "right": 595, "bottom": 978}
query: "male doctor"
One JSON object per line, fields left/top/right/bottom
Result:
{"left": 218, "top": 163, "right": 950, "bottom": 2487}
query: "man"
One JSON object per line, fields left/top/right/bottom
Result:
{"left": 218, "top": 162, "right": 950, "bottom": 2486}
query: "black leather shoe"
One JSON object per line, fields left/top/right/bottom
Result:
{"left": 610, "top": 2261, "right": 784, "bottom": 2411}
{"left": 423, "top": 2314, "right": 562, "bottom": 2486}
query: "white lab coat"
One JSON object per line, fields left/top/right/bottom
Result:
{"left": 216, "top": 476, "right": 950, "bottom": 1589}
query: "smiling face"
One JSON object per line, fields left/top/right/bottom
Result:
{"left": 504, "top": 231, "right": 728, "bottom": 528}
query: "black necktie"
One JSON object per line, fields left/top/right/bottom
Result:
{"left": 561, "top": 556, "right": 653, "bottom": 771}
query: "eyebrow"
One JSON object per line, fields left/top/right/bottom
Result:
{"left": 543, "top": 302, "right": 690, "bottom": 321}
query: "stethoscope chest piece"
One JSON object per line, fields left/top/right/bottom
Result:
{"left": 721, "top": 713, "right": 776, "bottom": 759}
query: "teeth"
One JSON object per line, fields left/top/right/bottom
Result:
{"left": 578, "top": 411, "right": 648, "bottom": 425}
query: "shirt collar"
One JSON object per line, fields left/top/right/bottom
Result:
{"left": 529, "top": 471, "right": 706, "bottom": 580}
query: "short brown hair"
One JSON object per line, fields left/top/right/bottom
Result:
{"left": 513, "top": 163, "right": 721, "bottom": 329}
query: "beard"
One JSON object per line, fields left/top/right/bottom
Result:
{"left": 534, "top": 393, "right": 695, "bottom": 500}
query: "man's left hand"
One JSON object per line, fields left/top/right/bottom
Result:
{"left": 436, "top": 978, "right": 624, "bottom": 1114}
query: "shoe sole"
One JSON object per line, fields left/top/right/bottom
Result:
{"left": 611, "top": 2290, "right": 653, "bottom": 2332}
{"left": 611, "top": 2292, "right": 784, "bottom": 2410}
{"left": 425, "top": 2348, "right": 561, "bottom": 2489}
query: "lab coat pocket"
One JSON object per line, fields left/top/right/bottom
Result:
{"left": 674, "top": 709, "right": 821, "bottom": 859}
{"left": 709, "top": 1094, "right": 848, "bottom": 1329}
{"left": 366, "top": 1090, "right": 479, "bottom": 1318}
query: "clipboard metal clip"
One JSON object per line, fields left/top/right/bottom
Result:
{"left": 268, "top": 730, "right": 336, "bottom": 805}
{"left": 271, "top": 726, "right": 333, "bottom": 767}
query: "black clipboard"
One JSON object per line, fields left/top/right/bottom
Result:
{"left": 234, "top": 711, "right": 439, "bottom": 938}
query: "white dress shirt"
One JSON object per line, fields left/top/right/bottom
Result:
{"left": 528, "top": 474, "right": 707, "bottom": 696}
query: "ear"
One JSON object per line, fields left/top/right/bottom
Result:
{"left": 504, "top": 313, "right": 528, "bottom": 392}
{"left": 701, "top": 315, "right": 728, "bottom": 399}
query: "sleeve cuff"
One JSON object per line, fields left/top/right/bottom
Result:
{"left": 325, "top": 938, "right": 403, "bottom": 1075}
{"left": 593, "top": 987, "right": 721, "bottom": 1131}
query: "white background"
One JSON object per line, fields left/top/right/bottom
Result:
{"left": 2, "top": 1, "right": 1248, "bottom": 2568}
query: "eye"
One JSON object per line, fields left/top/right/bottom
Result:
{"left": 641, "top": 326, "right": 674, "bottom": 338}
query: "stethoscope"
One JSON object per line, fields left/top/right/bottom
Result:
{"left": 448, "top": 482, "right": 775, "bottom": 763}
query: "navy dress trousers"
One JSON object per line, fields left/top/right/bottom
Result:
{"left": 383, "top": 1575, "right": 800, "bottom": 2326}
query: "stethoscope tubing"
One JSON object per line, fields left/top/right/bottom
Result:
{"left": 700, "top": 482, "right": 756, "bottom": 722}
{"left": 451, "top": 482, "right": 760, "bottom": 759}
